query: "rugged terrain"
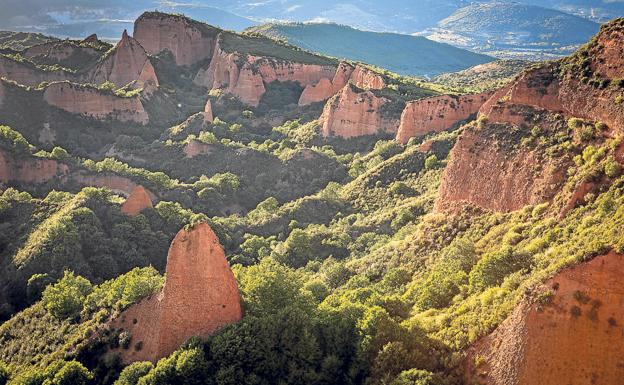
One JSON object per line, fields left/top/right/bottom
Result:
{"left": 0, "top": 11, "right": 623, "bottom": 385}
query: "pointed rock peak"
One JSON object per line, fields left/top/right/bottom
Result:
{"left": 121, "top": 185, "right": 153, "bottom": 215}
{"left": 121, "top": 29, "right": 129, "bottom": 41}
{"left": 82, "top": 34, "right": 98, "bottom": 44}
{"left": 203, "top": 99, "right": 213, "bottom": 123}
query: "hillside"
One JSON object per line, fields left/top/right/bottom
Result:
{"left": 0, "top": 10, "right": 624, "bottom": 385}
{"left": 248, "top": 22, "right": 494, "bottom": 77}
{"left": 425, "top": 2, "right": 601, "bottom": 59}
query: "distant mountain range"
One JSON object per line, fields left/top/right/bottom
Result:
{"left": 248, "top": 22, "right": 494, "bottom": 77}
{"left": 423, "top": 2, "right": 601, "bottom": 59}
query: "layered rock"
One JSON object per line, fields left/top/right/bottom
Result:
{"left": 0, "top": 149, "right": 68, "bottom": 183}
{"left": 134, "top": 12, "right": 218, "bottom": 67}
{"left": 43, "top": 82, "right": 149, "bottom": 124}
{"left": 110, "top": 223, "right": 242, "bottom": 362}
{"left": 465, "top": 251, "right": 624, "bottom": 385}
{"left": 319, "top": 83, "right": 398, "bottom": 138}
{"left": 121, "top": 185, "right": 153, "bottom": 215}
{"left": 298, "top": 62, "right": 385, "bottom": 106}
{"left": 88, "top": 30, "right": 159, "bottom": 92}
{"left": 396, "top": 92, "right": 492, "bottom": 144}
{"left": 72, "top": 173, "right": 157, "bottom": 200}
{"left": 0, "top": 55, "right": 70, "bottom": 86}
{"left": 194, "top": 39, "right": 336, "bottom": 107}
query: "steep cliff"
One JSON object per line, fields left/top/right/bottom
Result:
{"left": 110, "top": 223, "right": 242, "bottom": 363}
{"left": 0, "top": 149, "right": 69, "bottom": 183}
{"left": 134, "top": 12, "right": 219, "bottom": 67}
{"left": 319, "top": 83, "right": 398, "bottom": 138}
{"left": 43, "top": 82, "right": 149, "bottom": 124}
{"left": 88, "top": 30, "right": 159, "bottom": 92}
{"left": 465, "top": 251, "right": 624, "bottom": 385}
{"left": 436, "top": 19, "right": 624, "bottom": 213}
{"left": 396, "top": 92, "right": 492, "bottom": 144}
{"left": 121, "top": 185, "right": 153, "bottom": 215}
{"left": 0, "top": 55, "right": 71, "bottom": 86}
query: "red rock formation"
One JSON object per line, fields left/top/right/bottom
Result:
{"left": 134, "top": 12, "right": 218, "bottom": 67}
{"left": 0, "top": 55, "right": 70, "bottom": 86}
{"left": 194, "top": 39, "right": 337, "bottom": 107}
{"left": 465, "top": 251, "right": 624, "bottom": 385}
{"left": 396, "top": 92, "right": 492, "bottom": 144}
{"left": 349, "top": 65, "right": 385, "bottom": 90}
{"left": 203, "top": 99, "right": 214, "bottom": 123}
{"left": 319, "top": 83, "right": 398, "bottom": 138}
{"left": 110, "top": 223, "right": 242, "bottom": 363}
{"left": 183, "top": 139, "right": 213, "bottom": 158}
{"left": 72, "top": 173, "right": 156, "bottom": 200}
{"left": 88, "top": 30, "right": 159, "bottom": 92}
{"left": 23, "top": 41, "right": 99, "bottom": 64}
{"left": 43, "top": 82, "right": 149, "bottom": 124}
{"left": 82, "top": 34, "right": 99, "bottom": 44}
{"left": 435, "top": 118, "right": 568, "bottom": 213}
{"left": 121, "top": 185, "right": 153, "bottom": 215}
{"left": 0, "top": 149, "right": 69, "bottom": 183}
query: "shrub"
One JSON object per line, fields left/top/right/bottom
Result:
{"left": 48, "top": 361, "right": 93, "bottom": 385}
{"left": 424, "top": 155, "right": 439, "bottom": 170}
{"left": 604, "top": 156, "right": 621, "bottom": 178}
{"left": 0, "top": 361, "right": 9, "bottom": 385}
{"left": 616, "top": 95, "right": 623, "bottom": 105}
{"left": 469, "top": 247, "right": 532, "bottom": 291}
{"left": 114, "top": 362, "right": 153, "bottom": 385}
{"left": 50, "top": 147, "right": 70, "bottom": 160}
{"left": 42, "top": 271, "right": 93, "bottom": 320}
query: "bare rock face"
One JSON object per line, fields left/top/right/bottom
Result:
{"left": 88, "top": 30, "right": 159, "bottom": 92}
{"left": 436, "top": 19, "right": 624, "bottom": 214}
{"left": 0, "top": 55, "right": 69, "bottom": 86}
{"left": 465, "top": 251, "right": 624, "bottom": 385}
{"left": 121, "top": 185, "right": 153, "bottom": 215}
{"left": 134, "top": 12, "right": 217, "bottom": 67}
{"left": 23, "top": 41, "right": 100, "bottom": 64}
{"left": 184, "top": 139, "right": 213, "bottom": 158}
{"left": 72, "top": 173, "right": 157, "bottom": 200}
{"left": 0, "top": 149, "right": 68, "bottom": 183}
{"left": 298, "top": 62, "right": 386, "bottom": 106}
{"left": 203, "top": 99, "right": 214, "bottom": 123}
{"left": 195, "top": 39, "right": 336, "bottom": 107}
{"left": 110, "top": 223, "right": 242, "bottom": 363}
{"left": 43, "top": 82, "right": 149, "bottom": 124}
{"left": 396, "top": 92, "right": 492, "bottom": 144}
{"left": 319, "top": 83, "right": 398, "bottom": 138}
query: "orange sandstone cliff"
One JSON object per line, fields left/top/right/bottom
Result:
{"left": 436, "top": 20, "right": 624, "bottom": 213}
{"left": 43, "top": 81, "right": 149, "bottom": 124}
{"left": 319, "top": 83, "right": 398, "bottom": 138}
{"left": 121, "top": 185, "right": 153, "bottom": 215}
{"left": 110, "top": 223, "right": 242, "bottom": 363}
{"left": 0, "top": 149, "right": 69, "bottom": 184}
{"left": 88, "top": 30, "right": 159, "bottom": 92}
{"left": 396, "top": 92, "right": 492, "bottom": 144}
{"left": 133, "top": 12, "right": 218, "bottom": 67}
{"left": 465, "top": 251, "right": 624, "bottom": 385}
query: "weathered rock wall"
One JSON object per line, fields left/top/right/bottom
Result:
{"left": 0, "top": 149, "right": 69, "bottom": 184}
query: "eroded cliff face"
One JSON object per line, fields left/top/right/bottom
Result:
{"left": 396, "top": 92, "right": 492, "bottom": 144}
{"left": 88, "top": 30, "right": 159, "bottom": 92}
{"left": 134, "top": 12, "right": 218, "bottom": 67}
{"left": 436, "top": 20, "right": 624, "bottom": 214}
{"left": 110, "top": 223, "right": 242, "bottom": 363}
{"left": 194, "top": 39, "right": 336, "bottom": 107}
{"left": 0, "top": 149, "right": 69, "bottom": 183}
{"left": 465, "top": 251, "right": 624, "bottom": 385}
{"left": 298, "top": 62, "right": 385, "bottom": 106}
{"left": 319, "top": 83, "right": 398, "bottom": 138}
{"left": 0, "top": 55, "right": 70, "bottom": 86}
{"left": 121, "top": 185, "right": 153, "bottom": 215}
{"left": 72, "top": 173, "right": 157, "bottom": 200}
{"left": 43, "top": 82, "right": 149, "bottom": 124}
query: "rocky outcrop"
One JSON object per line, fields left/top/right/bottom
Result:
{"left": 72, "top": 173, "right": 157, "bottom": 200}
{"left": 43, "top": 82, "right": 149, "bottom": 124}
{"left": 121, "top": 185, "right": 153, "bottom": 215}
{"left": 23, "top": 41, "right": 99, "bottom": 64}
{"left": 396, "top": 92, "right": 492, "bottom": 144}
{"left": 203, "top": 99, "right": 213, "bottom": 123}
{"left": 183, "top": 139, "right": 213, "bottom": 158}
{"left": 0, "top": 55, "right": 70, "bottom": 86}
{"left": 298, "top": 62, "right": 385, "bottom": 106}
{"left": 88, "top": 30, "right": 159, "bottom": 92}
{"left": 436, "top": 19, "right": 624, "bottom": 213}
{"left": 319, "top": 83, "right": 398, "bottom": 138}
{"left": 110, "top": 223, "right": 242, "bottom": 363}
{"left": 134, "top": 12, "right": 218, "bottom": 67}
{"left": 194, "top": 39, "right": 336, "bottom": 107}
{"left": 0, "top": 149, "right": 68, "bottom": 184}
{"left": 465, "top": 251, "right": 624, "bottom": 385}
{"left": 435, "top": 116, "right": 568, "bottom": 213}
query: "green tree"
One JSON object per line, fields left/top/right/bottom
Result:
{"left": 47, "top": 361, "right": 93, "bottom": 385}
{"left": 114, "top": 362, "right": 153, "bottom": 385}
{"left": 42, "top": 271, "right": 93, "bottom": 319}
{"left": 469, "top": 247, "right": 532, "bottom": 291}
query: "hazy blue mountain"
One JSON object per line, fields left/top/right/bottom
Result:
{"left": 248, "top": 22, "right": 494, "bottom": 76}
